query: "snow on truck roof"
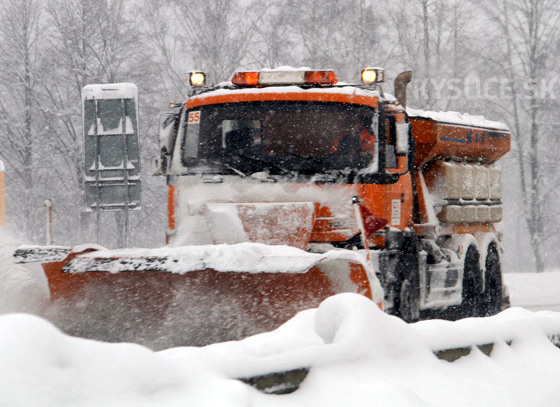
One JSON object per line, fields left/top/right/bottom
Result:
{"left": 407, "top": 107, "right": 509, "bottom": 131}
{"left": 190, "top": 83, "right": 387, "bottom": 101}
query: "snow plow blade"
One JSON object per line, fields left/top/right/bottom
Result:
{"left": 26, "top": 243, "right": 375, "bottom": 348}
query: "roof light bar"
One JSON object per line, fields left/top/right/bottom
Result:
{"left": 304, "top": 70, "right": 338, "bottom": 85}
{"left": 361, "top": 67, "right": 385, "bottom": 84}
{"left": 259, "top": 70, "right": 305, "bottom": 85}
{"left": 231, "top": 71, "right": 260, "bottom": 86}
{"left": 231, "top": 69, "right": 338, "bottom": 87}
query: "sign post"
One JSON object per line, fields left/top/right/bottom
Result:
{"left": 44, "top": 199, "right": 54, "bottom": 245}
{"left": 82, "top": 83, "right": 141, "bottom": 246}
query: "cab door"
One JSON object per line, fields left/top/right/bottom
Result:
{"left": 360, "top": 106, "right": 413, "bottom": 232}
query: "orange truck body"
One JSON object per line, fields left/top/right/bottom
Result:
{"left": 156, "top": 69, "right": 510, "bottom": 327}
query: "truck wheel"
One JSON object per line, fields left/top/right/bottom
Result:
{"left": 459, "top": 246, "right": 483, "bottom": 318}
{"left": 398, "top": 278, "right": 420, "bottom": 322}
{"left": 394, "top": 233, "right": 421, "bottom": 323}
{"left": 483, "top": 244, "right": 503, "bottom": 316}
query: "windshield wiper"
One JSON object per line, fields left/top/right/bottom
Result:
{"left": 204, "top": 159, "right": 247, "bottom": 177}
{"left": 224, "top": 163, "right": 247, "bottom": 177}
{"left": 233, "top": 153, "right": 293, "bottom": 177}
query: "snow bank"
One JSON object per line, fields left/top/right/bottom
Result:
{"left": 505, "top": 271, "right": 560, "bottom": 311}
{"left": 2, "top": 293, "right": 560, "bottom": 406}
{"left": 0, "top": 314, "right": 185, "bottom": 406}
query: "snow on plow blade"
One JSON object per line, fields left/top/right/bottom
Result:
{"left": 15, "top": 245, "right": 75, "bottom": 263}
{"left": 28, "top": 243, "right": 374, "bottom": 349}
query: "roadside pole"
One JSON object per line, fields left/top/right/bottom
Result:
{"left": 44, "top": 199, "right": 54, "bottom": 245}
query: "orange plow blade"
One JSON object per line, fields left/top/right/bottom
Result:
{"left": 27, "top": 243, "right": 376, "bottom": 349}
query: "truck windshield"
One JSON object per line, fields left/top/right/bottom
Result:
{"left": 180, "top": 101, "right": 377, "bottom": 176}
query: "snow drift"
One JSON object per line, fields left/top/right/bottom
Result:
{"left": 1, "top": 294, "right": 560, "bottom": 406}
{"left": 0, "top": 231, "right": 48, "bottom": 314}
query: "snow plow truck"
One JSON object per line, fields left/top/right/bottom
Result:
{"left": 16, "top": 67, "right": 510, "bottom": 347}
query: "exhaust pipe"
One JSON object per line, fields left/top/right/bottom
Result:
{"left": 394, "top": 71, "right": 412, "bottom": 109}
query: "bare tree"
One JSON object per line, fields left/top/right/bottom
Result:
{"left": 385, "top": 0, "right": 476, "bottom": 110}
{"left": 33, "top": 0, "right": 162, "bottom": 246}
{"left": 0, "top": 0, "right": 43, "bottom": 240}
{"left": 139, "top": 0, "right": 187, "bottom": 100}
{"left": 171, "top": 0, "right": 253, "bottom": 83}
{"left": 245, "top": 1, "right": 298, "bottom": 69}
{"left": 481, "top": 0, "right": 560, "bottom": 272}
{"left": 275, "top": 0, "right": 382, "bottom": 80}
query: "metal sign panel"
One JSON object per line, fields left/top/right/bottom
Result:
{"left": 82, "top": 83, "right": 141, "bottom": 212}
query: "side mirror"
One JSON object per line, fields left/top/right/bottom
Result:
{"left": 156, "top": 112, "right": 179, "bottom": 175}
{"left": 151, "top": 153, "right": 167, "bottom": 176}
{"left": 159, "top": 112, "right": 179, "bottom": 153}
{"left": 396, "top": 122, "right": 410, "bottom": 154}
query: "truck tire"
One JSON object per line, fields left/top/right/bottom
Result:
{"left": 394, "top": 234, "right": 420, "bottom": 323}
{"left": 398, "top": 278, "right": 420, "bottom": 322}
{"left": 482, "top": 244, "right": 503, "bottom": 316}
{"left": 459, "top": 246, "right": 483, "bottom": 318}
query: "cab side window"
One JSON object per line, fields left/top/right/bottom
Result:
{"left": 385, "top": 116, "right": 397, "bottom": 168}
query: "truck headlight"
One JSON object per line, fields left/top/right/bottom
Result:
{"left": 361, "top": 67, "right": 385, "bottom": 84}
{"left": 187, "top": 71, "right": 206, "bottom": 87}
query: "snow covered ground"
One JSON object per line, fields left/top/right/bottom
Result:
{"left": 2, "top": 228, "right": 560, "bottom": 406}
{"left": 2, "top": 295, "right": 560, "bottom": 406}
{"left": 505, "top": 271, "right": 560, "bottom": 311}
